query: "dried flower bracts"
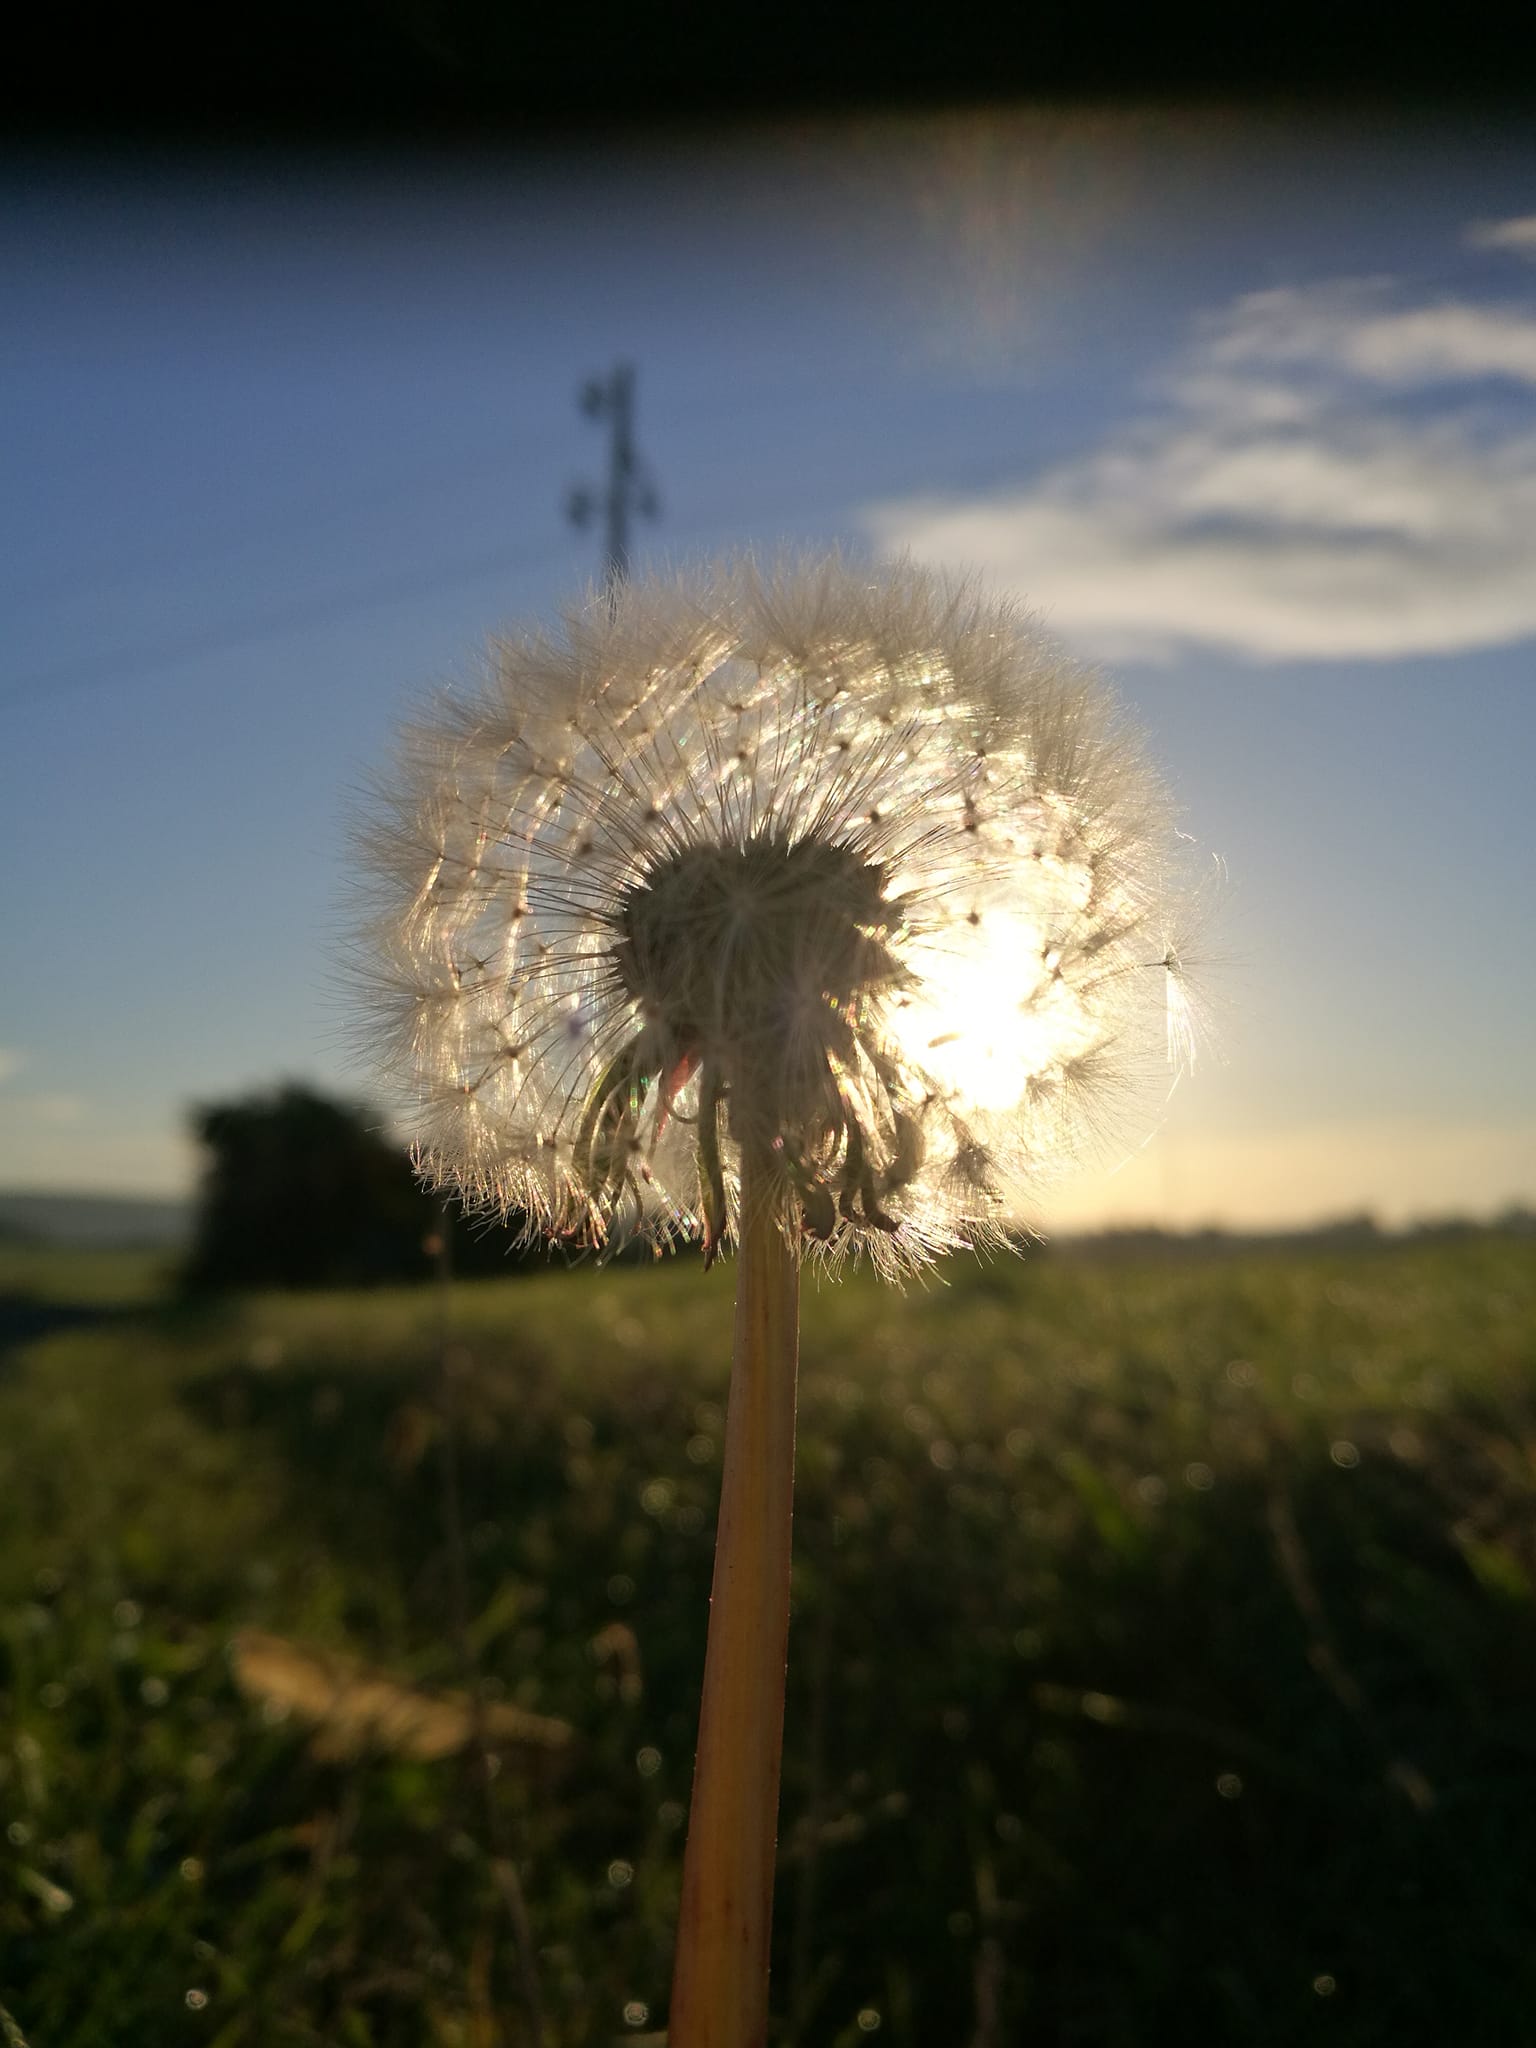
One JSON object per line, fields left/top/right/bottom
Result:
{"left": 356, "top": 554, "right": 1201, "bottom": 1272}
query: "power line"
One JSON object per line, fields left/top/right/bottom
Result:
{"left": 11, "top": 370, "right": 1043, "bottom": 709}
{"left": 0, "top": 464, "right": 897, "bottom": 711}
{"left": 2, "top": 373, "right": 826, "bottom": 625}
{"left": 8, "top": 370, "right": 1014, "bottom": 709}
{"left": 2, "top": 425, "right": 576, "bottom": 620}
{"left": 0, "top": 533, "right": 580, "bottom": 709}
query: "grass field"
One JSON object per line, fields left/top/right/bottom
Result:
{"left": 2, "top": 1233, "right": 1535, "bottom": 2046}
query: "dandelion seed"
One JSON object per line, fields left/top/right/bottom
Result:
{"left": 353, "top": 552, "right": 1203, "bottom": 1274}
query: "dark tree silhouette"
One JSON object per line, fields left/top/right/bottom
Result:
{"left": 182, "top": 1083, "right": 534, "bottom": 1291}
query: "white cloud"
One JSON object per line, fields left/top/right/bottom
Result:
{"left": 1208, "top": 282, "right": 1536, "bottom": 387}
{"left": 0, "top": 1048, "right": 23, "bottom": 1086}
{"left": 1466, "top": 214, "right": 1536, "bottom": 257}
{"left": 866, "top": 269, "right": 1536, "bottom": 663}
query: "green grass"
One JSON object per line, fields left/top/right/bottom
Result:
{"left": 0, "top": 1242, "right": 173, "bottom": 1308}
{"left": 3, "top": 1236, "right": 1535, "bottom": 2045}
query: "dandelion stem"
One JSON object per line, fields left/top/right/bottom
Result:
{"left": 668, "top": 1140, "right": 800, "bottom": 2046}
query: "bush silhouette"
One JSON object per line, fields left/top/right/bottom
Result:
{"left": 182, "top": 1082, "right": 533, "bottom": 1290}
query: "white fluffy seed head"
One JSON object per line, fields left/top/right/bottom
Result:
{"left": 351, "top": 552, "right": 1206, "bottom": 1276}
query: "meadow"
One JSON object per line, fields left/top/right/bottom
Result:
{"left": 2, "top": 1231, "right": 1534, "bottom": 2047}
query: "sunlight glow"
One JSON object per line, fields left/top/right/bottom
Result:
{"left": 895, "top": 912, "right": 1103, "bottom": 1115}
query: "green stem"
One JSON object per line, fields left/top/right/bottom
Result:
{"left": 668, "top": 1140, "right": 801, "bottom": 2045}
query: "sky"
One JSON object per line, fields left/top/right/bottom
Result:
{"left": 2, "top": 109, "right": 1534, "bottom": 1232}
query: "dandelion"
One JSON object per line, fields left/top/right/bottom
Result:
{"left": 359, "top": 553, "right": 1198, "bottom": 1272}
{"left": 353, "top": 551, "right": 1204, "bottom": 2044}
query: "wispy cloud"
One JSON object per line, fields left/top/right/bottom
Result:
{"left": 0, "top": 1088, "right": 87, "bottom": 1127}
{"left": 0, "top": 1053, "right": 89, "bottom": 1137}
{"left": 866, "top": 261, "right": 1536, "bottom": 662}
{"left": 1203, "top": 281, "right": 1536, "bottom": 387}
{"left": 1465, "top": 214, "right": 1536, "bottom": 257}
{"left": 0, "top": 1117, "right": 193, "bottom": 1196}
{"left": 30, "top": 1093, "right": 87, "bottom": 1125}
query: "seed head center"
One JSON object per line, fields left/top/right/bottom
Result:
{"left": 613, "top": 834, "right": 898, "bottom": 1057}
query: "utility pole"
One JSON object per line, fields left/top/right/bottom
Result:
{"left": 567, "top": 363, "right": 660, "bottom": 597}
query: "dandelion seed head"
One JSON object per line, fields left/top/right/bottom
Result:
{"left": 353, "top": 552, "right": 1205, "bottom": 1274}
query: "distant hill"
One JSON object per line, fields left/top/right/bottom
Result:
{"left": 0, "top": 1190, "right": 192, "bottom": 1249}
{"left": 1053, "top": 1205, "right": 1536, "bottom": 1261}
{"left": 1, "top": 1187, "right": 1528, "bottom": 1261}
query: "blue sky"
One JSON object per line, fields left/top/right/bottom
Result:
{"left": 3, "top": 111, "right": 1534, "bottom": 1228}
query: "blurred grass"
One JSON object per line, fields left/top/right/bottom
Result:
{"left": 0, "top": 1243, "right": 172, "bottom": 1308}
{"left": 2, "top": 1235, "right": 1535, "bottom": 2045}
